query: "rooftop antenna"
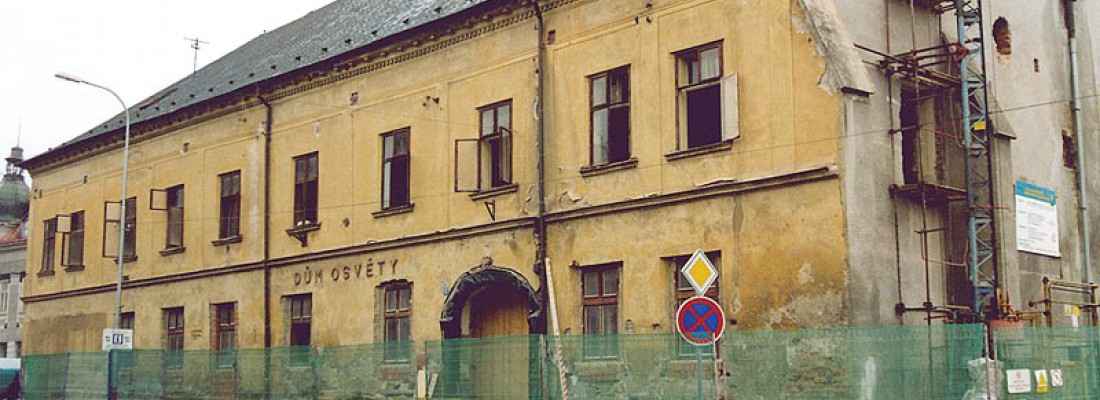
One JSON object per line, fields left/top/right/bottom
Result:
{"left": 184, "top": 37, "right": 209, "bottom": 74}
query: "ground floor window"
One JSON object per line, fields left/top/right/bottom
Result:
{"left": 382, "top": 282, "right": 412, "bottom": 362}
{"left": 581, "top": 263, "right": 620, "bottom": 359}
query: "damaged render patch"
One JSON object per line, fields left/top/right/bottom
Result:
{"left": 798, "top": 262, "right": 815, "bottom": 285}
{"left": 794, "top": 0, "right": 874, "bottom": 95}
{"left": 769, "top": 290, "right": 845, "bottom": 328}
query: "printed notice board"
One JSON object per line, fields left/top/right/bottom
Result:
{"left": 1015, "top": 181, "right": 1059, "bottom": 257}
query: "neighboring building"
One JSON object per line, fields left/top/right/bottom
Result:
{"left": 18, "top": 0, "right": 1099, "bottom": 363}
{"left": 0, "top": 146, "right": 28, "bottom": 358}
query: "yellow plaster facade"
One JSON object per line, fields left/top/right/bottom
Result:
{"left": 24, "top": 0, "right": 847, "bottom": 356}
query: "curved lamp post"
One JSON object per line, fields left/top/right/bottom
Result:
{"left": 54, "top": 72, "right": 130, "bottom": 330}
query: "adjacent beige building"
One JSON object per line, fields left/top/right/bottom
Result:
{"left": 22, "top": 0, "right": 858, "bottom": 357}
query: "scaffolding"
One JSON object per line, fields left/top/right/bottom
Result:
{"left": 859, "top": 0, "right": 1002, "bottom": 324}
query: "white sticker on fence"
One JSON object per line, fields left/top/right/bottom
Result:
{"left": 1051, "top": 369, "right": 1064, "bottom": 387}
{"left": 1006, "top": 369, "right": 1032, "bottom": 393}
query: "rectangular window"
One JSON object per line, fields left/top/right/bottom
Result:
{"left": 40, "top": 218, "right": 57, "bottom": 274}
{"left": 288, "top": 294, "right": 312, "bottom": 347}
{"left": 214, "top": 303, "right": 237, "bottom": 368}
{"left": 293, "top": 153, "right": 319, "bottom": 225}
{"left": 383, "top": 283, "right": 412, "bottom": 362}
{"left": 165, "top": 185, "right": 184, "bottom": 249}
{"left": 671, "top": 251, "right": 721, "bottom": 355}
{"left": 381, "top": 129, "right": 411, "bottom": 209}
{"left": 123, "top": 197, "right": 137, "bottom": 259}
{"left": 120, "top": 312, "right": 135, "bottom": 330}
{"left": 590, "top": 66, "right": 631, "bottom": 165}
{"left": 479, "top": 101, "right": 512, "bottom": 189}
{"left": 676, "top": 42, "right": 724, "bottom": 149}
{"left": 164, "top": 307, "right": 184, "bottom": 351}
{"left": 63, "top": 211, "right": 85, "bottom": 267}
{"left": 582, "top": 265, "right": 619, "bottom": 359}
{"left": 219, "top": 171, "right": 241, "bottom": 239}
{"left": 164, "top": 307, "right": 184, "bottom": 368}
{"left": 0, "top": 276, "right": 9, "bottom": 315}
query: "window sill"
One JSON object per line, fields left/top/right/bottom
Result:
{"left": 372, "top": 204, "right": 415, "bottom": 219}
{"left": 286, "top": 222, "right": 321, "bottom": 247}
{"left": 580, "top": 157, "right": 639, "bottom": 178}
{"left": 159, "top": 246, "right": 186, "bottom": 256}
{"left": 211, "top": 235, "right": 243, "bottom": 247}
{"left": 36, "top": 270, "right": 56, "bottom": 278}
{"left": 664, "top": 139, "right": 734, "bottom": 162}
{"left": 469, "top": 183, "right": 519, "bottom": 201}
{"left": 63, "top": 265, "right": 85, "bottom": 272}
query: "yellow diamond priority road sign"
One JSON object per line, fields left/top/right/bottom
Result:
{"left": 680, "top": 249, "right": 718, "bottom": 295}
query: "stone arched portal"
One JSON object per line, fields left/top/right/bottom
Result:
{"left": 439, "top": 259, "right": 543, "bottom": 338}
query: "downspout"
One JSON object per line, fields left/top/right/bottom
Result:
{"left": 531, "top": 2, "right": 570, "bottom": 399}
{"left": 256, "top": 93, "right": 274, "bottom": 348}
{"left": 531, "top": 0, "right": 549, "bottom": 333}
{"left": 1065, "top": 0, "right": 1093, "bottom": 283}
{"left": 256, "top": 92, "right": 274, "bottom": 399}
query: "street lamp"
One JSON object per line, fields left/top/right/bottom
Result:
{"left": 55, "top": 72, "right": 131, "bottom": 330}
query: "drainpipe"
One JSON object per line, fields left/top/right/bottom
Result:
{"left": 1065, "top": 0, "right": 1093, "bottom": 283}
{"left": 531, "top": 0, "right": 549, "bottom": 332}
{"left": 256, "top": 92, "right": 274, "bottom": 399}
{"left": 256, "top": 93, "right": 274, "bottom": 347}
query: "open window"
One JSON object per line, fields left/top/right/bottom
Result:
{"left": 455, "top": 101, "right": 513, "bottom": 192}
{"left": 675, "top": 42, "right": 739, "bottom": 151}
{"left": 102, "top": 198, "right": 137, "bottom": 260}
{"left": 590, "top": 66, "right": 631, "bottom": 165}
{"left": 152, "top": 185, "right": 185, "bottom": 252}
{"left": 60, "top": 211, "right": 85, "bottom": 269}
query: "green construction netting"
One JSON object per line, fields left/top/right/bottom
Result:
{"left": 995, "top": 327, "right": 1100, "bottom": 399}
{"left": 23, "top": 352, "right": 108, "bottom": 400}
{"left": 22, "top": 324, "right": 999, "bottom": 399}
{"left": 726, "top": 324, "right": 986, "bottom": 399}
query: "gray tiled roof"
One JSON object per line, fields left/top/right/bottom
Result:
{"left": 42, "top": 0, "right": 493, "bottom": 160}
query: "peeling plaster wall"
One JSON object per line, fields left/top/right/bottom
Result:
{"left": 835, "top": 0, "right": 1100, "bottom": 326}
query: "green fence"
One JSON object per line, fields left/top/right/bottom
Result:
{"left": 995, "top": 327, "right": 1100, "bottom": 399}
{"left": 25, "top": 324, "right": 1098, "bottom": 399}
{"left": 726, "top": 324, "right": 986, "bottom": 399}
{"left": 23, "top": 352, "right": 109, "bottom": 399}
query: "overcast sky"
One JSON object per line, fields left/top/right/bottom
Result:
{"left": 0, "top": 1, "right": 335, "bottom": 164}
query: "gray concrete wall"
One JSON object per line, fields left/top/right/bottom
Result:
{"left": 834, "top": 0, "right": 1100, "bottom": 326}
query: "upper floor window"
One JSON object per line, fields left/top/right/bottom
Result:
{"left": 219, "top": 171, "right": 241, "bottom": 239}
{"left": 675, "top": 42, "right": 738, "bottom": 150}
{"left": 103, "top": 197, "right": 137, "bottom": 260}
{"left": 590, "top": 66, "right": 631, "bottom": 165}
{"left": 63, "top": 211, "right": 84, "bottom": 268}
{"left": 124, "top": 198, "right": 137, "bottom": 259}
{"left": 479, "top": 101, "right": 513, "bottom": 189}
{"left": 40, "top": 218, "right": 57, "bottom": 275}
{"left": 165, "top": 185, "right": 185, "bottom": 250}
{"left": 381, "top": 129, "right": 411, "bottom": 209}
{"left": 582, "top": 264, "right": 619, "bottom": 359}
{"left": 0, "top": 276, "right": 10, "bottom": 315}
{"left": 383, "top": 282, "right": 412, "bottom": 362}
{"left": 293, "top": 153, "right": 319, "bottom": 226}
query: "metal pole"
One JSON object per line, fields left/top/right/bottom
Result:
{"left": 695, "top": 343, "right": 703, "bottom": 400}
{"left": 56, "top": 73, "right": 130, "bottom": 329}
{"left": 96, "top": 85, "right": 132, "bottom": 331}
{"left": 1065, "top": 0, "right": 1093, "bottom": 284}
